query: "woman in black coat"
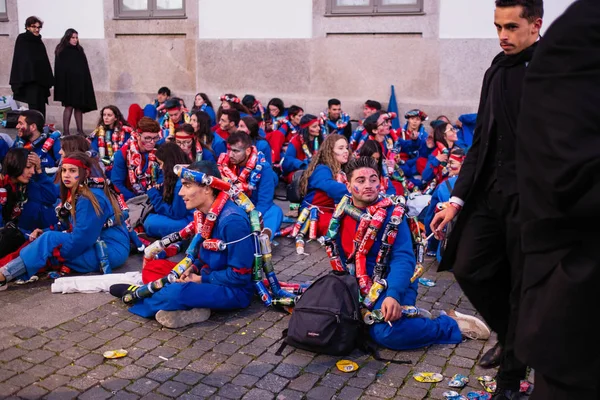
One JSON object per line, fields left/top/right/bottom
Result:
{"left": 9, "top": 16, "right": 54, "bottom": 118}
{"left": 54, "top": 28, "right": 97, "bottom": 136}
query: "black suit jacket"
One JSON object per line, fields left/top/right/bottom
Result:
{"left": 515, "top": 0, "right": 600, "bottom": 383}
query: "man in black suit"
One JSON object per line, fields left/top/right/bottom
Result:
{"left": 515, "top": 0, "right": 600, "bottom": 398}
{"left": 431, "top": 1, "right": 543, "bottom": 398}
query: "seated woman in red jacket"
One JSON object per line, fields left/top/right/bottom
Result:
{"left": 281, "top": 114, "right": 323, "bottom": 183}
{"left": 421, "top": 121, "right": 462, "bottom": 185}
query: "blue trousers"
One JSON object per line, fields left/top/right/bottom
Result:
{"left": 143, "top": 214, "right": 192, "bottom": 238}
{"left": 262, "top": 204, "right": 283, "bottom": 239}
{"left": 129, "top": 281, "right": 254, "bottom": 318}
{"left": 369, "top": 287, "right": 462, "bottom": 350}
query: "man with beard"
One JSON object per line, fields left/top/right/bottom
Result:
{"left": 431, "top": 1, "right": 543, "bottom": 398}
{"left": 9, "top": 16, "right": 54, "bottom": 118}
{"left": 13, "top": 110, "right": 61, "bottom": 173}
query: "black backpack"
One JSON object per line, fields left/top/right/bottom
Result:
{"left": 286, "top": 170, "right": 305, "bottom": 204}
{"left": 278, "top": 271, "right": 362, "bottom": 356}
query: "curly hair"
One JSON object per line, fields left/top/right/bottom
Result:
{"left": 299, "top": 134, "right": 348, "bottom": 198}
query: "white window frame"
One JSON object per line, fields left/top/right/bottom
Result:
{"left": 326, "top": 0, "right": 424, "bottom": 16}
{"left": 114, "top": 0, "right": 186, "bottom": 19}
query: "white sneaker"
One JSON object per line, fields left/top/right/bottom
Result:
{"left": 155, "top": 308, "right": 211, "bottom": 329}
{"left": 448, "top": 310, "right": 491, "bottom": 340}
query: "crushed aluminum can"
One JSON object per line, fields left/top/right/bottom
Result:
{"left": 443, "top": 391, "right": 467, "bottom": 400}
{"left": 466, "top": 391, "right": 491, "bottom": 400}
{"left": 418, "top": 277, "right": 436, "bottom": 287}
{"left": 449, "top": 374, "right": 469, "bottom": 388}
{"left": 520, "top": 380, "right": 533, "bottom": 395}
{"left": 477, "top": 376, "right": 497, "bottom": 393}
{"left": 413, "top": 372, "right": 443, "bottom": 383}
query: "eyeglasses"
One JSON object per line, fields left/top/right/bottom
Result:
{"left": 378, "top": 120, "right": 391, "bottom": 127}
{"left": 29, "top": 25, "right": 42, "bottom": 30}
{"left": 445, "top": 126, "right": 457, "bottom": 134}
{"left": 140, "top": 136, "right": 160, "bottom": 143}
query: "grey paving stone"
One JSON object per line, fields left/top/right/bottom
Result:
{"left": 337, "top": 386, "right": 364, "bottom": 400}
{"left": 213, "top": 342, "right": 241, "bottom": 356}
{"left": 61, "top": 346, "right": 90, "bottom": 360}
{"left": 100, "top": 378, "right": 130, "bottom": 392}
{"left": 19, "top": 335, "right": 50, "bottom": 350}
{"left": 140, "top": 393, "right": 171, "bottom": 400}
{"left": 0, "top": 368, "right": 16, "bottom": 381}
{"left": 365, "top": 383, "right": 398, "bottom": 398}
{"left": 163, "top": 357, "right": 191, "bottom": 370}
{"left": 157, "top": 380, "right": 189, "bottom": 397}
{"left": 75, "top": 353, "right": 106, "bottom": 369}
{"left": 449, "top": 355, "right": 476, "bottom": 369}
{"left": 218, "top": 383, "right": 248, "bottom": 400}
{"left": 287, "top": 373, "right": 319, "bottom": 392}
{"left": 396, "top": 385, "right": 429, "bottom": 399}
{"left": 226, "top": 353, "right": 253, "bottom": 367}
{"left": 319, "top": 373, "right": 348, "bottom": 390}
{"left": 78, "top": 386, "right": 113, "bottom": 400}
{"left": 136, "top": 337, "right": 162, "bottom": 350}
{"left": 16, "top": 383, "right": 48, "bottom": 399}
{"left": 127, "top": 378, "right": 161, "bottom": 395}
{"left": 115, "top": 365, "right": 149, "bottom": 379}
{"left": 137, "top": 354, "right": 167, "bottom": 369}
{"left": 57, "top": 365, "right": 88, "bottom": 377}
{"left": 69, "top": 376, "right": 99, "bottom": 391}
{"left": 112, "top": 391, "right": 141, "bottom": 400}
{"left": 241, "top": 361, "right": 274, "bottom": 378}
{"left": 44, "top": 339, "right": 74, "bottom": 352}
{"left": 150, "top": 346, "right": 180, "bottom": 359}
{"left": 255, "top": 373, "right": 289, "bottom": 393}
{"left": 173, "top": 370, "right": 204, "bottom": 386}
{"left": 96, "top": 328, "right": 124, "bottom": 341}
{"left": 26, "top": 364, "right": 56, "bottom": 378}
{"left": 190, "top": 383, "right": 218, "bottom": 397}
{"left": 306, "top": 386, "right": 337, "bottom": 400}
{"left": 275, "top": 389, "right": 303, "bottom": 400}
{"left": 4, "top": 358, "right": 33, "bottom": 373}
{"left": 241, "top": 388, "right": 275, "bottom": 400}
{"left": 148, "top": 367, "right": 180, "bottom": 383}
{"left": 6, "top": 372, "right": 38, "bottom": 388}
{"left": 78, "top": 336, "right": 108, "bottom": 350}
{"left": 15, "top": 327, "right": 41, "bottom": 340}
{"left": 201, "top": 373, "right": 231, "bottom": 388}
{"left": 38, "top": 374, "right": 72, "bottom": 391}
{"left": 128, "top": 327, "right": 155, "bottom": 339}
{"left": 88, "top": 364, "right": 118, "bottom": 380}
{"left": 212, "top": 363, "right": 243, "bottom": 378}
{"left": 44, "top": 386, "right": 80, "bottom": 400}
{"left": 272, "top": 363, "right": 302, "bottom": 379}
{"left": 230, "top": 374, "right": 260, "bottom": 388}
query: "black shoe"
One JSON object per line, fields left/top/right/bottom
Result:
{"left": 109, "top": 283, "right": 139, "bottom": 305}
{"left": 491, "top": 388, "right": 528, "bottom": 399}
{"left": 479, "top": 342, "right": 503, "bottom": 368}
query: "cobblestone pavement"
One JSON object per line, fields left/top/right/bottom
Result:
{"left": 0, "top": 233, "right": 508, "bottom": 400}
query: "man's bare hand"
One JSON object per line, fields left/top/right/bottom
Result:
{"left": 28, "top": 153, "right": 42, "bottom": 174}
{"left": 176, "top": 270, "right": 202, "bottom": 283}
{"left": 430, "top": 206, "right": 459, "bottom": 240}
{"left": 381, "top": 297, "right": 402, "bottom": 322}
{"left": 29, "top": 228, "right": 43, "bottom": 241}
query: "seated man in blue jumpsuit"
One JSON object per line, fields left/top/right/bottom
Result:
{"left": 336, "top": 157, "right": 490, "bottom": 350}
{"left": 116, "top": 160, "right": 255, "bottom": 328}
{"left": 13, "top": 110, "right": 61, "bottom": 174}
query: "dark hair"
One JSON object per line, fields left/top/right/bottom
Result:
{"left": 435, "top": 115, "right": 450, "bottom": 123}
{"left": 358, "top": 140, "right": 384, "bottom": 175}
{"left": 365, "top": 100, "right": 382, "bottom": 111}
{"left": 193, "top": 111, "right": 214, "bottom": 145}
{"left": 363, "top": 112, "right": 382, "bottom": 135}
{"left": 299, "top": 114, "right": 322, "bottom": 152}
{"left": 328, "top": 98, "right": 341, "bottom": 108}
{"left": 158, "top": 87, "right": 171, "bottom": 96}
{"left": 186, "top": 160, "right": 222, "bottom": 197}
{"left": 25, "top": 16, "right": 43, "bottom": 29}
{"left": 433, "top": 122, "right": 450, "bottom": 149}
{"left": 61, "top": 135, "right": 90, "bottom": 155}
{"left": 137, "top": 117, "right": 161, "bottom": 133}
{"left": 451, "top": 147, "right": 465, "bottom": 157}
{"left": 217, "top": 94, "right": 251, "bottom": 123}
{"left": 288, "top": 105, "right": 304, "bottom": 118}
{"left": 55, "top": 28, "right": 82, "bottom": 56}
{"left": 2, "top": 148, "right": 29, "bottom": 179}
{"left": 267, "top": 98, "right": 285, "bottom": 117}
{"left": 226, "top": 131, "right": 253, "bottom": 148}
{"left": 1, "top": 148, "right": 30, "bottom": 223}
{"left": 20, "top": 110, "right": 44, "bottom": 132}
{"left": 191, "top": 93, "right": 213, "bottom": 113}
{"left": 241, "top": 116, "right": 262, "bottom": 141}
{"left": 242, "top": 94, "right": 256, "bottom": 109}
{"left": 222, "top": 109, "right": 241, "bottom": 126}
{"left": 156, "top": 142, "right": 190, "bottom": 204}
{"left": 495, "top": 0, "right": 544, "bottom": 21}
{"left": 97, "top": 105, "right": 128, "bottom": 129}
{"left": 346, "top": 156, "right": 380, "bottom": 181}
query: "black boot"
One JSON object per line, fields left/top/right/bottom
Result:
{"left": 491, "top": 388, "right": 529, "bottom": 399}
{"left": 479, "top": 341, "right": 503, "bottom": 368}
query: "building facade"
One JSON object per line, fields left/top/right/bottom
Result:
{"left": 0, "top": 0, "right": 574, "bottom": 129}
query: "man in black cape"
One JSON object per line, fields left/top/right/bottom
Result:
{"left": 9, "top": 16, "right": 54, "bottom": 118}
{"left": 515, "top": 0, "right": 600, "bottom": 398}
{"left": 431, "top": 1, "right": 543, "bottom": 398}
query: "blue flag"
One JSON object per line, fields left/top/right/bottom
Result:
{"left": 387, "top": 85, "right": 400, "bottom": 130}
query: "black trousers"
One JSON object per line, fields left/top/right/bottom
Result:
{"left": 23, "top": 83, "right": 48, "bottom": 118}
{"left": 532, "top": 373, "right": 598, "bottom": 400}
{"left": 452, "top": 185, "right": 526, "bottom": 389}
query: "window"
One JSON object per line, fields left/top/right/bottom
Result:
{"left": 0, "top": 0, "right": 8, "bottom": 22}
{"left": 327, "top": 0, "right": 423, "bottom": 16}
{"left": 115, "top": 0, "right": 185, "bottom": 19}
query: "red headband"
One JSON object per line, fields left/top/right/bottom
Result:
{"left": 63, "top": 158, "right": 90, "bottom": 171}
{"left": 300, "top": 118, "right": 319, "bottom": 129}
{"left": 449, "top": 154, "right": 465, "bottom": 163}
{"left": 175, "top": 131, "right": 194, "bottom": 140}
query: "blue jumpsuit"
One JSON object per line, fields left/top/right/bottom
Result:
{"left": 143, "top": 179, "right": 194, "bottom": 238}
{"left": 423, "top": 176, "right": 457, "bottom": 262}
{"left": 129, "top": 200, "right": 255, "bottom": 318}
{"left": 0, "top": 138, "right": 9, "bottom": 165}
{"left": 111, "top": 144, "right": 151, "bottom": 201}
{"left": 249, "top": 161, "right": 282, "bottom": 238}
{"left": 13, "top": 188, "right": 129, "bottom": 279}
{"left": 337, "top": 207, "right": 462, "bottom": 350}
{"left": 202, "top": 134, "right": 227, "bottom": 163}
{"left": 17, "top": 173, "right": 59, "bottom": 232}
{"left": 12, "top": 134, "right": 62, "bottom": 173}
